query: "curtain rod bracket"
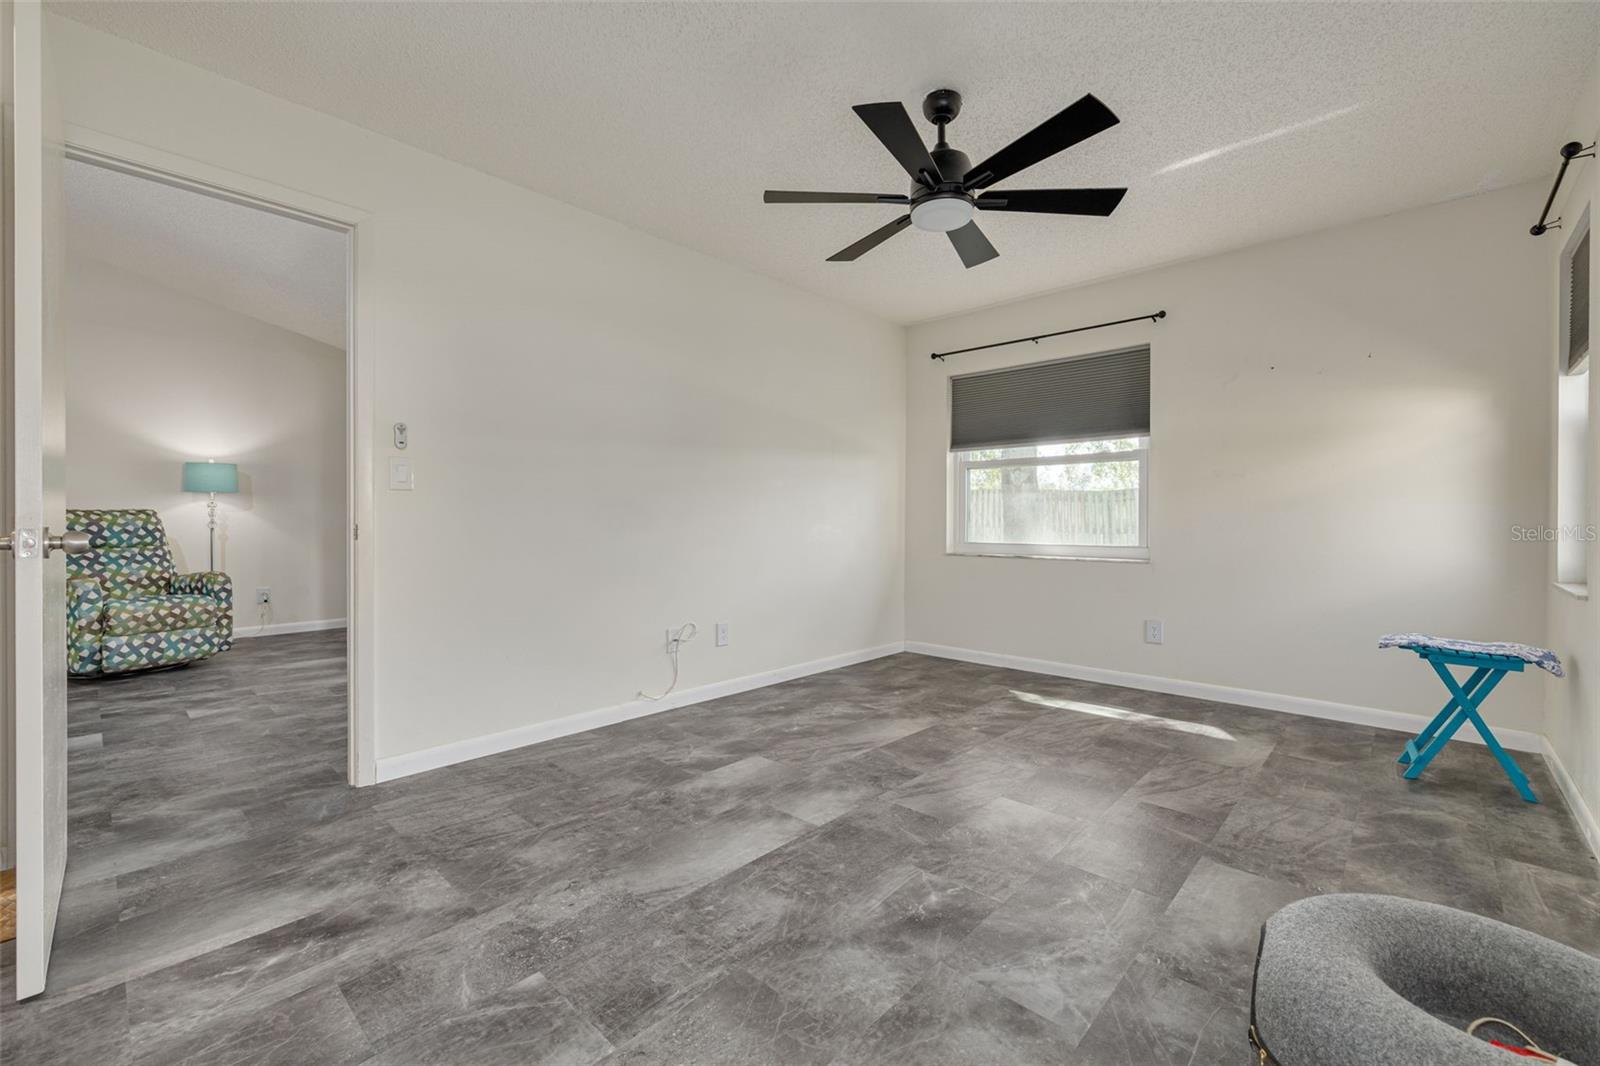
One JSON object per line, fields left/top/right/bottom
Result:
{"left": 1531, "top": 142, "right": 1595, "bottom": 236}
{"left": 930, "top": 310, "right": 1166, "bottom": 362}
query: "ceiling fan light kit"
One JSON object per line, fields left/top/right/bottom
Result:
{"left": 911, "top": 194, "right": 974, "bottom": 232}
{"left": 764, "top": 87, "right": 1128, "bottom": 268}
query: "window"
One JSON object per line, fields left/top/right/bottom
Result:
{"left": 1556, "top": 371, "right": 1588, "bottom": 590}
{"left": 1558, "top": 210, "right": 1591, "bottom": 593}
{"left": 948, "top": 345, "right": 1150, "bottom": 560}
{"left": 1568, "top": 225, "right": 1590, "bottom": 374}
{"left": 953, "top": 436, "right": 1148, "bottom": 558}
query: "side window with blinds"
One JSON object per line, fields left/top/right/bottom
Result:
{"left": 1558, "top": 213, "right": 1592, "bottom": 590}
{"left": 1570, "top": 227, "right": 1590, "bottom": 374}
{"left": 948, "top": 345, "right": 1151, "bottom": 560}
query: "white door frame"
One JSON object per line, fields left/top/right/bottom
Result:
{"left": 61, "top": 128, "right": 379, "bottom": 786}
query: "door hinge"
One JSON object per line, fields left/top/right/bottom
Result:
{"left": 353, "top": 522, "right": 360, "bottom": 541}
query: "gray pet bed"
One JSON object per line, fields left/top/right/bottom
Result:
{"left": 1251, "top": 893, "right": 1600, "bottom": 1065}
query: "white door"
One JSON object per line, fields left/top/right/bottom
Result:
{"left": 6, "top": 1, "right": 69, "bottom": 1001}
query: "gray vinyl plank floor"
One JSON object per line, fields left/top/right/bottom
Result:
{"left": 4, "top": 631, "right": 1598, "bottom": 1064}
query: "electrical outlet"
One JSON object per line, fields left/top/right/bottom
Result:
{"left": 1143, "top": 620, "right": 1163, "bottom": 645}
{"left": 663, "top": 623, "right": 698, "bottom": 653}
{"left": 715, "top": 622, "right": 729, "bottom": 647}
{"left": 256, "top": 587, "right": 271, "bottom": 606}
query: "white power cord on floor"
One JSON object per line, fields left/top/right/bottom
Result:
{"left": 639, "top": 622, "right": 697, "bottom": 701}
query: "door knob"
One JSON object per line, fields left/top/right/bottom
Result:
{"left": 1, "top": 528, "right": 89, "bottom": 557}
{"left": 44, "top": 528, "right": 90, "bottom": 557}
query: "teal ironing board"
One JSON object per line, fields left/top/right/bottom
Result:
{"left": 1378, "top": 634, "right": 1563, "bottom": 804}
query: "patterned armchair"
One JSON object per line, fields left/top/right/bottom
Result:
{"left": 66, "top": 508, "right": 233, "bottom": 677}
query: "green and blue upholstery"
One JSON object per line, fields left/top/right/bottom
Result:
{"left": 65, "top": 508, "right": 233, "bottom": 677}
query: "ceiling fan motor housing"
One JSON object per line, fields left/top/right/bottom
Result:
{"left": 911, "top": 143, "right": 976, "bottom": 231}
{"left": 929, "top": 146, "right": 972, "bottom": 183}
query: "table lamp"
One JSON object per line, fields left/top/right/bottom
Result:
{"left": 182, "top": 460, "right": 238, "bottom": 571}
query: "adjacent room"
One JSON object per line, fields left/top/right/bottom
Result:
{"left": 0, "top": 4, "right": 1597, "bottom": 1066}
{"left": 52, "top": 156, "right": 352, "bottom": 900}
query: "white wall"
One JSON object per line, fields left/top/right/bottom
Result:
{"left": 1545, "top": 48, "right": 1600, "bottom": 850}
{"left": 48, "top": 17, "right": 905, "bottom": 768}
{"left": 63, "top": 257, "right": 347, "bottom": 631}
{"left": 52, "top": 15, "right": 1575, "bottom": 802}
{"left": 908, "top": 182, "right": 1553, "bottom": 734}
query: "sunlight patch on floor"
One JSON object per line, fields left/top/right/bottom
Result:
{"left": 1011, "top": 689, "right": 1235, "bottom": 741}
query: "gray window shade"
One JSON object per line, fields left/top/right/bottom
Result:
{"left": 1570, "top": 229, "right": 1589, "bottom": 373}
{"left": 950, "top": 345, "right": 1150, "bottom": 451}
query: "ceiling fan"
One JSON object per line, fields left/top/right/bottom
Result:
{"left": 765, "top": 88, "right": 1127, "bottom": 268}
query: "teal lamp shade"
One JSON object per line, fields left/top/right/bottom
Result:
{"left": 183, "top": 461, "right": 238, "bottom": 494}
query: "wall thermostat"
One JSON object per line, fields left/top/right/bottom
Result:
{"left": 393, "top": 422, "right": 408, "bottom": 450}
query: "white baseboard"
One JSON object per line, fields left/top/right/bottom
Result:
{"left": 903, "top": 640, "right": 1546, "bottom": 753}
{"left": 233, "top": 618, "right": 347, "bottom": 640}
{"left": 1542, "top": 735, "right": 1600, "bottom": 863}
{"left": 374, "top": 642, "right": 906, "bottom": 783}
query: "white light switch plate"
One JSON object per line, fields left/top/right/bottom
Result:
{"left": 388, "top": 457, "right": 414, "bottom": 491}
{"left": 715, "top": 622, "right": 729, "bottom": 647}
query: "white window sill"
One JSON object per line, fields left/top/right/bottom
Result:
{"left": 1554, "top": 581, "right": 1590, "bottom": 601}
{"left": 946, "top": 550, "right": 1150, "bottom": 563}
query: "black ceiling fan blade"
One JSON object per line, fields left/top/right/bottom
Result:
{"left": 827, "top": 215, "right": 912, "bottom": 262}
{"left": 764, "top": 191, "right": 911, "bottom": 204}
{"left": 963, "top": 94, "right": 1120, "bottom": 190}
{"left": 947, "top": 221, "right": 999, "bottom": 269}
{"left": 975, "top": 188, "right": 1128, "bottom": 216}
{"left": 853, "top": 102, "right": 944, "bottom": 187}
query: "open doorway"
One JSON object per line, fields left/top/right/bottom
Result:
{"left": 33, "top": 155, "right": 355, "bottom": 947}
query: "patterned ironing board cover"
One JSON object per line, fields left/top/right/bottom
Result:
{"left": 1378, "top": 633, "right": 1564, "bottom": 678}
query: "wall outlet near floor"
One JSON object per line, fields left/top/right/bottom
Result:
{"left": 1143, "top": 619, "right": 1164, "bottom": 644}
{"left": 255, "top": 587, "right": 272, "bottom": 606}
{"left": 715, "top": 622, "right": 729, "bottom": 647}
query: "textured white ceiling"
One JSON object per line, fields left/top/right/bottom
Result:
{"left": 65, "top": 158, "right": 348, "bottom": 348}
{"left": 56, "top": 2, "right": 1600, "bottom": 325}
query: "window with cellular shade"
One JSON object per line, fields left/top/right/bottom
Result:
{"left": 1571, "top": 228, "right": 1589, "bottom": 373}
{"left": 949, "top": 345, "right": 1150, "bottom": 451}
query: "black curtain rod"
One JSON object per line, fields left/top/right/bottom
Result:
{"left": 930, "top": 310, "right": 1166, "bottom": 361}
{"left": 1531, "top": 141, "right": 1595, "bottom": 236}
